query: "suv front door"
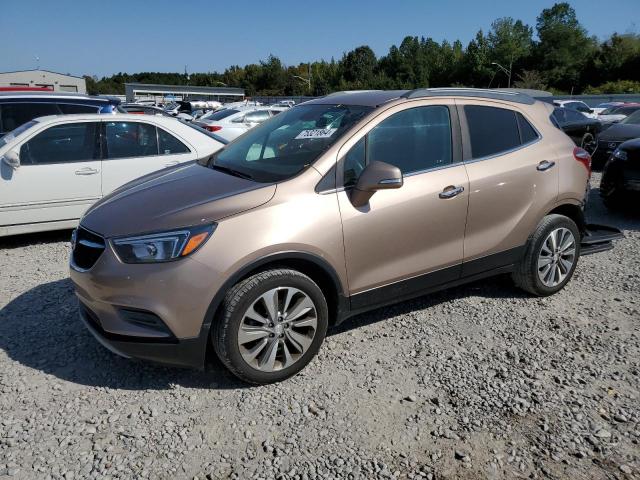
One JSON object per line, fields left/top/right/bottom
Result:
{"left": 459, "top": 102, "right": 559, "bottom": 275}
{"left": 0, "top": 121, "right": 101, "bottom": 228}
{"left": 336, "top": 102, "right": 469, "bottom": 310}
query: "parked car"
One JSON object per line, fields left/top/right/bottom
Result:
{"left": 0, "top": 114, "right": 226, "bottom": 237}
{"left": 165, "top": 100, "right": 222, "bottom": 117}
{"left": 591, "top": 101, "right": 625, "bottom": 115}
{"left": 592, "top": 110, "right": 640, "bottom": 168}
{"left": 120, "top": 103, "right": 171, "bottom": 116}
{"left": 597, "top": 104, "right": 640, "bottom": 125}
{"left": 599, "top": 138, "right": 640, "bottom": 209}
{"left": 553, "top": 100, "right": 597, "bottom": 119}
{"left": 192, "top": 106, "right": 287, "bottom": 141}
{"left": 69, "top": 88, "right": 620, "bottom": 384}
{"left": 551, "top": 107, "right": 601, "bottom": 153}
{"left": 0, "top": 92, "right": 121, "bottom": 136}
{"left": 270, "top": 100, "right": 296, "bottom": 108}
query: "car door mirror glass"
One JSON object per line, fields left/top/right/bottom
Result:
{"left": 351, "top": 160, "right": 403, "bottom": 207}
{"left": 2, "top": 148, "right": 20, "bottom": 169}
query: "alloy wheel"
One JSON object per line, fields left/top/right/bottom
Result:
{"left": 581, "top": 133, "right": 597, "bottom": 154}
{"left": 537, "top": 227, "right": 577, "bottom": 287}
{"left": 237, "top": 287, "right": 318, "bottom": 372}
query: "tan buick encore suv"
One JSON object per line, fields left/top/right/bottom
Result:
{"left": 70, "top": 88, "right": 621, "bottom": 384}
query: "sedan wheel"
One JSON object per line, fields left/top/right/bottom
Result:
{"left": 581, "top": 132, "right": 597, "bottom": 154}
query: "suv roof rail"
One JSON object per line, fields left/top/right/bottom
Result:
{"left": 401, "top": 87, "right": 536, "bottom": 105}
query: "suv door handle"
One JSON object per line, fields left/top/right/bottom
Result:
{"left": 537, "top": 160, "right": 556, "bottom": 171}
{"left": 75, "top": 167, "right": 99, "bottom": 175}
{"left": 164, "top": 160, "right": 179, "bottom": 167}
{"left": 439, "top": 185, "right": 465, "bottom": 199}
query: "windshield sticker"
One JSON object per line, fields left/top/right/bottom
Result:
{"left": 295, "top": 128, "right": 337, "bottom": 139}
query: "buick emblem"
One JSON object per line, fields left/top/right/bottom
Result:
{"left": 608, "top": 142, "right": 617, "bottom": 149}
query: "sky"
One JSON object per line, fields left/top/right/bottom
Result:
{"left": 1, "top": 0, "right": 638, "bottom": 78}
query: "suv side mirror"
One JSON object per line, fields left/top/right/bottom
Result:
{"left": 2, "top": 148, "right": 20, "bottom": 169}
{"left": 350, "top": 161, "right": 403, "bottom": 207}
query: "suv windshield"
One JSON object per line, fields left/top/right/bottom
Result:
{"left": 200, "top": 104, "right": 372, "bottom": 182}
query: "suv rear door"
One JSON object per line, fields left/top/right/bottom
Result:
{"left": 336, "top": 101, "right": 469, "bottom": 309}
{"left": 0, "top": 120, "right": 102, "bottom": 227}
{"left": 459, "top": 101, "right": 559, "bottom": 275}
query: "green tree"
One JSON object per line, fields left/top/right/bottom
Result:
{"left": 487, "top": 17, "right": 533, "bottom": 87}
{"left": 535, "top": 2, "right": 597, "bottom": 92}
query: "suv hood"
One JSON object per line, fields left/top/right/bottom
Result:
{"left": 81, "top": 162, "right": 275, "bottom": 238}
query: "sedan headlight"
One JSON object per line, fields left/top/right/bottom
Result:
{"left": 612, "top": 148, "right": 628, "bottom": 161}
{"left": 111, "top": 224, "right": 215, "bottom": 264}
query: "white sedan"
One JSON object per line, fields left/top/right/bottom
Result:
{"left": 193, "top": 106, "right": 287, "bottom": 142}
{"left": 0, "top": 114, "right": 226, "bottom": 237}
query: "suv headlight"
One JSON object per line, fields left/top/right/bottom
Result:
{"left": 612, "top": 148, "right": 627, "bottom": 161}
{"left": 111, "top": 224, "right": 215, "bottom": 264}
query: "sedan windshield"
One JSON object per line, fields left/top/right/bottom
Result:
{"left": 200, "top": 104, "right": 373, "bottom": 183}
{"left": 621, "top": 110, "right": 640, "bottom": 125}
{"left": 0, "top": 120, "right": 37, "bottom": 149}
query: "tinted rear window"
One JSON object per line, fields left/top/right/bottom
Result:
{"left": 206, "top": 109, "right": 240, "bottom": 121}
{"left": 59, "top": 103, "right": 101, "bottom": 114}
{"left": 464, "top": 105, "right": 520, "bottom": 158}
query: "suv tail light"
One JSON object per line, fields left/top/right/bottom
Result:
{"left": 204, "top": 125, "right": 222, "bottom": 132}
{"left": 573, "top": 147, "right": 591, "bottom": 175}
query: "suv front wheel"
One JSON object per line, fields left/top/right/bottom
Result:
{"left": 512, "top": 214, "right": 581, "bottom": 296}
{"left": 213, "top": 269, "right": 329, "bottom": 384}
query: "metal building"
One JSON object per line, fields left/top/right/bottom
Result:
{"left": 0, "top": 69, "right": 86, "bottom": 93}
{"left": 124, "top": 83, "right": 244, "bottom": 103}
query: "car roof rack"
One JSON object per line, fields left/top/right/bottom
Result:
{"left": 401, "top": 88, "right": 536, "bottom": 105}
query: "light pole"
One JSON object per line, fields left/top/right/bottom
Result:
{"left": 491, "top": 61, "right": 512, "bottom": 88}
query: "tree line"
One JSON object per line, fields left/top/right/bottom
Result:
{"left": 85, "top": 3, "right": 640, "bottom": 97}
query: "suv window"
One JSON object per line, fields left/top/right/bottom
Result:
{"left": 464, "top": 105, "right": 521, "bottom": 158}
{"left": 343, "top": 106, "right": 452, "bottom": 186}
{"left": 58, "top": 104, "right": 101, "bottom": 114}
{"left": 158, "top": 128, "right": 190, "bottom": 154}
{"left": 105, "top": 121, "right": 159, "bottom": 159}
{"left": 20, "top": 122, "right": 99, "bottom": 165}
{"left": 516, "top": 113, "right": 539, "bottom": 144}
{"left": 1, "top": 102, "right": 60, "bottom": 133}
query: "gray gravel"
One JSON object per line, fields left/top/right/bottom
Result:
{"left": 1, "top": 174, "right": 638, "bottom": 479}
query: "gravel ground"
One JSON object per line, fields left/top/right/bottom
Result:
{"left": 0, "top": 173, "right": 638, "bottom": 480}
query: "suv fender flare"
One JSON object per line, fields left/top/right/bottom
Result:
{"left": 199, "top": 250, "right": 348, "bottom": 337}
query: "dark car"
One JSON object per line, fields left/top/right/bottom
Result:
{"left": 551, "top": 107, "right": 600, "bottom": 154}
{"left": 0, "top": 92, "right": 121, "bottom": 136}
{"left": 120, "top": 103, "right": 171, "bottom": 116}
{"left": 600, "top": 137, "right": 640, "bottom": 209}
{"left": 592, "top": 110, "right": 640, "bottom": 168}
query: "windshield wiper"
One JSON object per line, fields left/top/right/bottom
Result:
{"left": 211, "top": 163, "right": 254, "bottom": 181}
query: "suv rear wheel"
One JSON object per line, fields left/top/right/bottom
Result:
{"left": 212, "top": 269, "right": 328, "bottom": 384}
{"left": 512, "top": 214, "right": 580, "bottom": 296}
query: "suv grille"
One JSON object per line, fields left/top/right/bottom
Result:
{"left": 72, "top": 227, "right": 105, "bottom": 270}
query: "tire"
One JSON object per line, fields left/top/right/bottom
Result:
{"left": 512, "top": 214, "right": 581, "bottom": 296}
{"left": 212, "top": 269, "right": 329, "bottom": 384}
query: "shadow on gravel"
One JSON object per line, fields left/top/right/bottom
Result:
{"left": 585, "top": 185, "right": 640, "bottom": 232}
{"left": 333, "top": 273, "right": 524, "bottom": 335}
{"left": 0, "top": 278, "right": 248, "bottom": 391}
{"left": 0, "top": 229, "right": 74, "bottom": 249}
